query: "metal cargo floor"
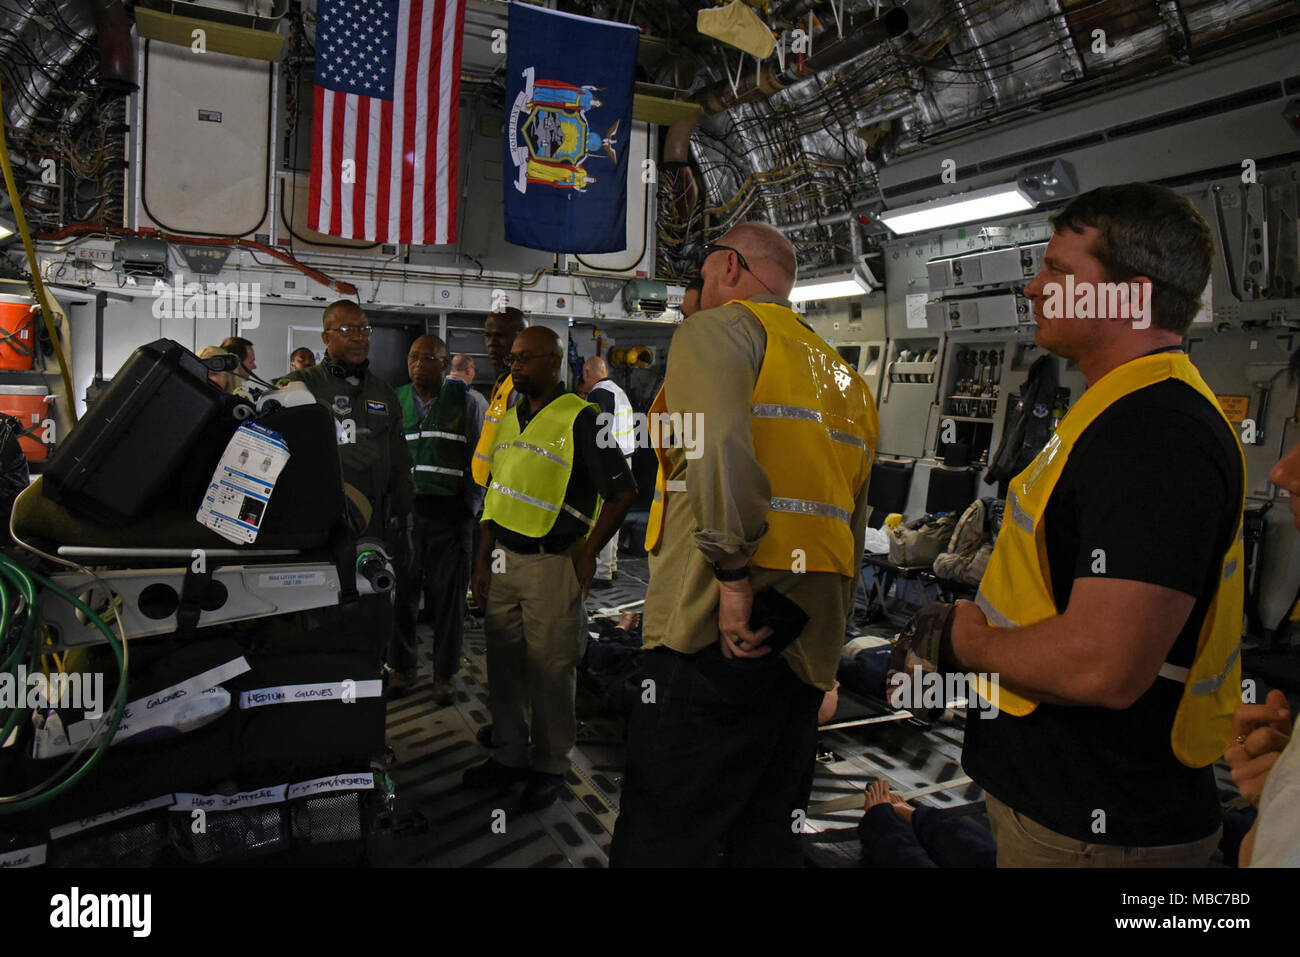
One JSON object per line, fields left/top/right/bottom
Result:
{"left": 367, "top": 556, "right": 999, "bottom": 867}
{"left": 367, "top": 556, "right": 1246, "bottom": 867}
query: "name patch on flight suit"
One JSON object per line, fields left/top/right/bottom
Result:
{"left": 366, "top": 400, "right": 388, "bottom": 414}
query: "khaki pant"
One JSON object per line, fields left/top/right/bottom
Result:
{"left": 483, "top": 546, "right": 584, "bottom": 776}
{"left": 985, "top": 794, "right": 1221, "bottom": 867}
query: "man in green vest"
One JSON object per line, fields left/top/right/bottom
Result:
{"left": 393, "top": 335, "right": 484, "bottom": 702}
{"left": 464, "top": 326, "right": 637, "bottom": 812}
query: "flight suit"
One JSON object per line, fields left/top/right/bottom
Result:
{"left": 282, "top": 358, "right": 414, "bottom": 540}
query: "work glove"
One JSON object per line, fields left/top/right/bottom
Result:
{"left": 888, "top": 601, "right": 960, "bottom": 678}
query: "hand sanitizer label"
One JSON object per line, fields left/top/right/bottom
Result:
{"left": 197, "top": 422, "right": 290, "bottom": 544}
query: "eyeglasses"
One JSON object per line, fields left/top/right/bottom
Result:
{"left": 327, "top": 324, "right": 373, "bottom": 338}
{"left": 408, "top": 352, "right": 446, "bottom": 365}
{"left": 506, "top": 352, "right": 548, "bottom": 367}
{"left": 702, "top": 244, "right": 777, "bottom": 295}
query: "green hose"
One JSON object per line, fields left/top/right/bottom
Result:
{"left": 0, "top": 555, "right": 127, "bottom": 811}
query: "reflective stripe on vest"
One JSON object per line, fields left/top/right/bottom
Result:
{"left": 396, "top": 382, "right": 470, "bottom": 496}
{"left": 643, "top": 301, "right": 877, "bottom": 574}
{"left": 589, "top": 379, "right": 637, "bottom": 456}
{"left": 480, "top": 392, "right": 598, "bottom": 538}
{"left": 407, "top": 430, "right": 467, "bottom": 443}
{"left": 471, "top": 374, "right": 513, "bottom": 487}
{"left": 752, "top": 403, "right": 869, "bottom": 451}
{"left": 973, "top": 352, "right": 1246, "bottom": 768}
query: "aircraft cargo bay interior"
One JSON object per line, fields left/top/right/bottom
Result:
{"left": 0, "top": 0, "right": 1297, "bottom": 921}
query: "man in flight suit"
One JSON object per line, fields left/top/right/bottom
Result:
{"left": 281, "top": 300, "right": 414, "bottom": 679}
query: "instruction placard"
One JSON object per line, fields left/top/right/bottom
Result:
{"left": 197, "top": 422, "right": 290, "bottom": 544}
{"left": 1215, "top": 394, "right": 1250, "bottom": 423}
{"left": 905, "top": 293, "right": 929, "bottom": 329}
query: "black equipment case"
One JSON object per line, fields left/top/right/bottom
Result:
{"left": 44, "top": 339, "right": 230, "bottom": 525}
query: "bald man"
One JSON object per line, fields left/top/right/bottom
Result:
{"left": 448, "top": 353, "right": 489, "bottom": 427}
{"left": 610, "top": 222, "right": 879, "bottom": 867}
{"left": 392, "top": 335, "right": 485, "bottom": 701}
{"left": 466, "top": 325, "right": 637, "bottom": 812}
{"left": 581, "top": 355, "right": 635, "bottom": 586}
{"left": 681, "top": 276, "right": 703, "bottom": 318}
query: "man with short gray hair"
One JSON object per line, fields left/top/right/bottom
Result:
{"left": 448, "top": 353, "right": 488, "bottom": 428}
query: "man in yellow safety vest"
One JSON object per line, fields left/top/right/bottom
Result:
{"left": 464, "top": 326, "right": 636, "bottom": 812}
{"left": 610, "top": 223, "right": 878, "bottom": 866}
{"left": 947, "top": 183, "right": 1245, "bottom": 866}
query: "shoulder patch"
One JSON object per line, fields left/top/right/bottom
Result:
{"left": 333, "top": 395, "right": 352, "bottom": 415}
{"left": 366, "top": 399, "right": 389, "bottom": 414}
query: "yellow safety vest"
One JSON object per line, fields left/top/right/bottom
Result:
{"left": 480, "top": 392, "right": 597, "bottom": 539}
{"left": 645, "top": 300, "right": 878, "bottom": 576}
{"left": 973, "top": 352, "right": 1246, "bottom": 768}
{"left": 472, "top": 373, "right": 513, "bottom": 487}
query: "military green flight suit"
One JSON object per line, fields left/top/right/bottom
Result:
{"left": 282, "top": 358, "right": 414, "bottom": 540}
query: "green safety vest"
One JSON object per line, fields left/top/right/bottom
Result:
{"left": 481, "top": 392, "right": 598, "bottom": 538}
{"left": 396, "top": 380, "right": 470, "bottom": 496}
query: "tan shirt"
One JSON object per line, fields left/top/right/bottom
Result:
{"left": 641, "top": 296, "right": 872, "bottom": 691}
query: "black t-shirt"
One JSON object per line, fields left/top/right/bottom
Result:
{"left": 963, "top": 378, "right": 1242, "bottom": 846}
{"left": 587, "top": 379, "right": 617, "bottom": 417}
{"left": 489, "top": 386, "right": 636, "bottom": 552}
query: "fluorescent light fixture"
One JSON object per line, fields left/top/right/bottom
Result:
{"left": 879, "top": 182, "right": 1035, "bottom": 236}
{"left": 790, "top": 271, "right": 874, "bottom": 304}
{"left": 0, "top": 213, "right": 14, "bottom": 241}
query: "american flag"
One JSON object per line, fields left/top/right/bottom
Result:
{"left": 309, "top": 0, "right": 465, "bottom": 245}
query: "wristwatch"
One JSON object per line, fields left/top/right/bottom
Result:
{"left": 712, "top": 561, "right": 750, "bottom": 582}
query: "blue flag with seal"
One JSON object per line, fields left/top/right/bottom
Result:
{"left": 504, "top": 4, "right": 639, "bottom": 253}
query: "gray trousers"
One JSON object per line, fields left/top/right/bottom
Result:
{"left": 483, "top": 546, "right": 584, "bottom": 775}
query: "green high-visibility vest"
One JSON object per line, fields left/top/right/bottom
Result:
{"left": 396, "top": 380, "right": 470, "bottom": 496}
{"left": 482, "top": 392, "right": 597, "bottom": 538}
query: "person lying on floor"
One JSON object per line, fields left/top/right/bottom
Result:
{"left": 858, "top": 780, "right": 997, "bottom": 869}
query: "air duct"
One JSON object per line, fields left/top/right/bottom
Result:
{"left": 91, "top": 0, "right": 138, "bottom": 95}
{"left": 696, "top": 6, "right": 909, "bottom": 115}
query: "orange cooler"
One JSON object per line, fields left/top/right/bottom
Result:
{"left": 0, "top": 294, "right": 37, "bottom": 371}
{"left": 0, "top": 385, "right": 51, "bottom": 461}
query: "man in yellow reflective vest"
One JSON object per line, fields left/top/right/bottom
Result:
{"left": 464, "top": 326, "right": 637, "bottom": 812}
{"left": 471, "top": 307, "right": 526, "bottom": 489}
{"left": 945, "top": 183, "right": 1245, "bottom": 865}
{"left": 609, "top": 223, "right": 878, "bottom": 867}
